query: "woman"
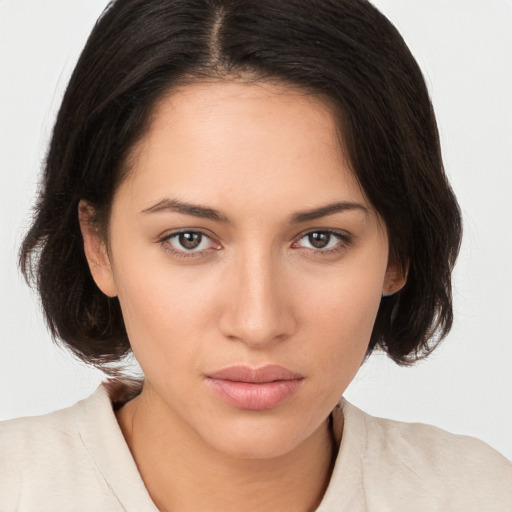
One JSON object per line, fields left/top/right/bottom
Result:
{"left": 1, "top": 0, "right": 511, "bottom": 510}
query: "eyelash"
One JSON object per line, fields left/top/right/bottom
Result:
{"left": 158, "top": 229, "right": 352, "bottom": 259}
{"left": 159, "top": 229, "right": 220, "bottom": 259}
{"left": 292, "top": 230, "right": 352, "bottom": 255}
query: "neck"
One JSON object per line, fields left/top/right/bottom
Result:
{"left": 116, "top": 386, "right": 338, "bottom": 512}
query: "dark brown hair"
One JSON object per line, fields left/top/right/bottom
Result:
{"left": 20, "top": 0, "right": 462, "bottom": 392}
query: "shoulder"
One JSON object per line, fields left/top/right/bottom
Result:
{"left": 0, "top": 385, "right": 109, "bottom": 455}
{"left": 339, "top": 400, "right": 512, "bottom": 511}
{"left": 0, "top": 389, "right": 96, "bottom": 466}
{"left": 0, "top": 386, "right": 125, "bottom": 511}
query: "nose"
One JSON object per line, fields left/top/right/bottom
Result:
{"left": 218, "top": 249, "right": 296, "bottom": 348}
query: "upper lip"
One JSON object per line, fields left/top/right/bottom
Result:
{"left": 206, "top": 365, "right": 303, "bottom": 383}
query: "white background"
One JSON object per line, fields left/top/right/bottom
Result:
{"left": 1, "top": 0, "right": 511, "bottom": 460}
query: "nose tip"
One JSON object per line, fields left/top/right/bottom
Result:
{"left": 226, "top": 297, "right": 289, "bottom": 346}
{"left": 218, "top": 256, "right": 296, "bottom": 347}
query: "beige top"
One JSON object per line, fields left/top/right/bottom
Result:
{"left": 1, "top": 385, "right": 511, "bottom": 511}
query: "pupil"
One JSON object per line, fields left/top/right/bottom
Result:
{"left": 179, "top": 232, "right": 201, "bottom": 250}
{"left": 309, "top": 232, "right": 330, "bottom": 249}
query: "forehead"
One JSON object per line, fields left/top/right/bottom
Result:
{"left": 119, "top": 80, "right": 368, "bottom": 215}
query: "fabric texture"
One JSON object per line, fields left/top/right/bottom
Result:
{"left": 1, "top": 385, "right": 511, "bottom": 511}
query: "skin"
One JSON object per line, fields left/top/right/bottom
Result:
{"left": 80, "top": 81, "right": 405, "bottom": 512}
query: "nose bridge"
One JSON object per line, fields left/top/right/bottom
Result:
{"left": 220, "top": 244, "right": 293, "bottom": 346}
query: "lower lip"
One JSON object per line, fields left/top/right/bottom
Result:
{"left": 206, "top": 378, "right": 303, "bottom": 411}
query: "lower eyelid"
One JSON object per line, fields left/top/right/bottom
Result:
{"left": 161, "top": 240, "right": 217, "bottom": 258}
{"left": 159, "top": 230, "right": 222, "bottom": 257}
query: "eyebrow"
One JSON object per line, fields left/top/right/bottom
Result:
{"left": 290, "top": 201, "right": 368, "bottom": 223}
{"left": 141, "top": 198, "right": 368, "bottom": 224}
{"left": 141, "top": 198, "right": 229, "bottom": 223}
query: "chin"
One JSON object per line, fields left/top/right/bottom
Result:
{"left": 197, "top": 412, "right": 313, "bottom": 461}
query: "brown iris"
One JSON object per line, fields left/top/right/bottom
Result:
{"left": 179, "top": 232, "right": 202, "bottom": 250}
{"left": 308, "top": 232, "right": 332, "bottom": 249}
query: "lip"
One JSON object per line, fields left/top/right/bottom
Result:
{"left": 205, "top": 365, "right": 304, "bottom": 411}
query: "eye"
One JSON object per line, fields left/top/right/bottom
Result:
{"left": 293, "top": 230, "right": 349, "bottom": 252}
{"left": 162, "top": 230, "right": 219, "bottom": 255}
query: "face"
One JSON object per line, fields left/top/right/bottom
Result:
{"left": 82, "top": 81, "right": 403, "bottom": 459}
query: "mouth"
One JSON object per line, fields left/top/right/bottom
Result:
{"left": 205, "top": 365, "right": 304, "bottom": 411}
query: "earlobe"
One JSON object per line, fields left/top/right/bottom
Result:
{"left": 78, "top": 201, "right": 118, "bottom": 298}
{"left": 383, "top": 261, "right": 407, "bottom": 297}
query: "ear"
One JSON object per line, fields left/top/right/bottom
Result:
{"left": 383, "top": 260, "right": 407, "bottom": 297}
{"left": 78, "top": 200, "right": 118, "bottom": 298}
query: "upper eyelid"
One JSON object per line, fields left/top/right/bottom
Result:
{"left": 159, "top": 227, "right": 216, "bottom": 241}
{"left": 294, "top": 228, "right": 351, "bottom": 240}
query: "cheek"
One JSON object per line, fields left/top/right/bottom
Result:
{"left": 301, "top": 256, "right": 385, "bottom": 335}
{"left": 111, "top": 255, "right": 220, "bottom": 362}
{"left": 297, "top": 255, "right": 386, "bottom": 377}
{"left": 114, "top": 274, "right": 214, "bottom": 407}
